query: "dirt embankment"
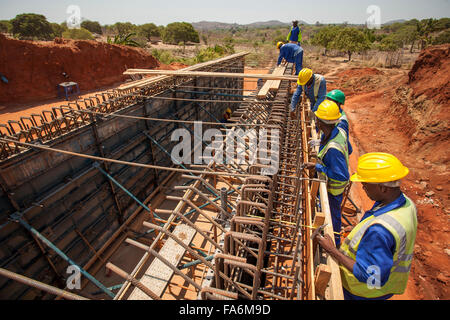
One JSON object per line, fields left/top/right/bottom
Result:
{"left": 0, "top": 34, "right": 160, "bottom": 104}
{"left": 337, "top": 44, "right": 450, "bottom": 300}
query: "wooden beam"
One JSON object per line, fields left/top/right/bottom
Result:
{"left": 123, "top": 70, "right": 298, "bottom": 82}
{"left": 314, "top": 264, "right": 332, "bottom": 298}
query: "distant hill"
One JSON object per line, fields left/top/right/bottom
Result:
{"left": 192, "top": 20, "right": 309, "bottom": 31}
{"left": 383, "top": 19, "right": 407, "bottom": 26}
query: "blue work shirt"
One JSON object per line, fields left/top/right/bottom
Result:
{"left": 290, "top": 76, "right": 327, "bottom": 112}
{"left": 288, "top": 26, "right": 300, "bottom": 42}
{"left": 315, "top": 124, "right": 350, "bottom": 183}
{"left": 344, "top": 194, "right": 408, "bottom": 300}
{"left": 277, "top": 43, "right": 303, "bottom": 65}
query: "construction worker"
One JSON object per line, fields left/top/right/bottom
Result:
{"left": 220, "top": 108, "right": 232, "bottom": 123}
{"left": 326, "top": 89, "right": 352, "bottom": 155}
{"left": 290, "top": 68, "right": 327, "bottom": 119}
{"left": 287, "top": 20, "right": 302, "bottom": 45}
{"left": 305, "top": 100, "right": 349, "bottom": 246}
{"left": 276, "top": 42, "right": 303, "bottom": 75}
{"left": 316, "top": 153, "right": 417, "bottom": 300}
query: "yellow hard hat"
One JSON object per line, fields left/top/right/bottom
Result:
{"left": 226, "top": 108, "right": 232, "bottom": 114}
{"left": 277, "top": 42, "right": 284, "bottom": 49}
{"left": 351, "top": 153, "right": 410, "bottom": 183}
{"left": 297, "top": 68, "right": 313, "bottom": 86}
{"left": 314, "top": 100, "right": 341, "bottom": 121}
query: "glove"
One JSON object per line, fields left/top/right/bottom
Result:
{"left": 308, "top": 139, "right": 321, "bottom": 147}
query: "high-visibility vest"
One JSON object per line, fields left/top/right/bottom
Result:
{"left": 302, "top": 74, "right": 324, "bottom": 103}
{"left": 339, "top": 196, "right": 418, "bottom": 298}
{"left": 287, "top": 27, "right": 302, "bottom": 42}
{"left": 317, "top": 126, "right": 349, "bottom": 196}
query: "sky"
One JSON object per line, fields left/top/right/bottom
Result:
{"left": 0, "top": 0, "right": 449, "bottom": 26}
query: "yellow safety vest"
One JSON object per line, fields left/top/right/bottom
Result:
{"left": 317, "top": 126, "right": 349, "bottom": 196}
{"left": 339, "top": 195, "right": 418, "bottom": 298}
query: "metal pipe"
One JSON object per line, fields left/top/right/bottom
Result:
{"left": 12, "top": 215, "right": 115, "bottom": 298}
{"left": 0, "top": 267, "right": 89, "bottom": 300}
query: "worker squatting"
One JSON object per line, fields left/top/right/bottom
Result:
{"left": 275, "top": 30, "right": 417, "bottom": 300}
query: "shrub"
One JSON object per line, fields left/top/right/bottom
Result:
{"left": 0, "top": 20, "right": 12, "bottom": 33}
{"left": 62, "top": 28, "right": 94, "bottom": 40}
{"left": 81, "top": 20, "right": 102, "bottom": 34}
{"left": 11, "top": 13, "right": 54, "bottom": 40}
{"left": 162, "top": 22, "right": 199, "bottom": 45}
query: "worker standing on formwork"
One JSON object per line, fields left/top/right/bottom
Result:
{"left": 317, "top": 153, "right": 417, "bottom": 300}
{"left": 276, "top": 42, "right": 303, "bottom": 75}
{"left": 290, "top": 68, "right": 327, "bottom": 119}
{"left": 305, "top": 100, "right": 350, "bottom": 246}
{"left": 287, "top": 20, "right": 302, "bottom": 45}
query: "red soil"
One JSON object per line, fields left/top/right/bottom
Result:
{"left": 341, "top": 44, "right": 450, "bottom": 300}
{"left": 0, "top": 34, "right": 159, "bottom": 104}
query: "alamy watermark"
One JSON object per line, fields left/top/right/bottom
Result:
{"left": 66, "top": 265, "right": 81, "bottom": 289}
{"left": 170, "top": 122, "right": 280, "bottom": 176}
{"left": 366, "top": 265, "right": 381, "bottom": 289}
{"left": 366, "top": 5, "right": 381, "bottom": 29}
{"left": 66, "top": 5, "right": 82, "bottom": 29}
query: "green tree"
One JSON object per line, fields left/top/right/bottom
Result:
{"left": 0, "top": 20, "right": 12, "bottom": 33}
{"left": 114, "top": 22, "right": 137, "bottom": 35}
{"left": 330, "top": 27, "right": 371, "bottom": 61}
{"left": 393, "top": 25, "right": 418, "bottom": 52}
{"left": 433, "top": 30, "right": 450, "bottom": 45}
{"left": 416, "top": 18, "right": 437, "bottom": 49}
{"left": 162, "top": 22, "right": 199, "bottom": 45}
{"left": 50, "top": 23, "right": 66, "bottom": 37}
{"left": 434, "top": 18, "right": 450, "bottom": 31}
{"left": 363, "top": 28, "right": 376, "bottom": 43}
{"left": 378, "top": 35, "right": 401, "bottom": 51}
{"left": 311, "top": 25, "right": 341, "bottom": 55}
{"left": 62, "top": 28, "right": 94, "bottom": 40}
{"left": 11, "top": 13, "right": 54, "bottom": 40}
{"left": 138, "top": 23, "right": 160, "bottom": 40}
{"left": 81, "top": 20, "right": 102, "bottom": 34}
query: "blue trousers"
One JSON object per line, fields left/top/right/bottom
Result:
{"left": 328, "top": 192, "right": 343, "bottom": 247}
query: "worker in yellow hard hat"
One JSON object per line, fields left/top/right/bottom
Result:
{"left": 305, "top": 100, "right": 350, "bottom": 246}
{"left": 220, "top": 108, "right": 232, "bottom": 123}
{"left": 316, "top": 153, "right": 418, "bottom": 300}
{"left": 276, "top": 41, "right": 303, "bottom": 75}
{"left": 290, "top": 68, "right": 327, "bottom": 119}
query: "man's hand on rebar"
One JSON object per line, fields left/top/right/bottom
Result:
{"left": 290, "top": 111, "right": 296, "bottom": 119}
{"left": 305, "top": 162, "right": 316, "bottom": 170}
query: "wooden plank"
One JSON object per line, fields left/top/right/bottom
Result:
{"left": 269, "top": 66, "right": 287, "bottom": 92}
{"left": 310, "top": 118, "right": 344, "bottom": 300}
{"left": 123, "top": 70, "right": 298, "bottom": 82}
{"left": 128, "top": 224, "right": 196, "bottom": 300}
{"left": 257, "top": 66, "right": 287, "bottom": 99}
{"left": 119, "top": 52, "right": 250, "bottom": 91}
{"left": 312, "top": 211, "right": 326, "bottom": 228}
{"left": 314, "top": 264, "right": 332, "bottom": 298}
{"left": 257, "top": 80, "right": 274, "bottom": 99}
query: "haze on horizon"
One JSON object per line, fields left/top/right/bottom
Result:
{"left": 0, "top": 0, "right": 449, "bottom": 26}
